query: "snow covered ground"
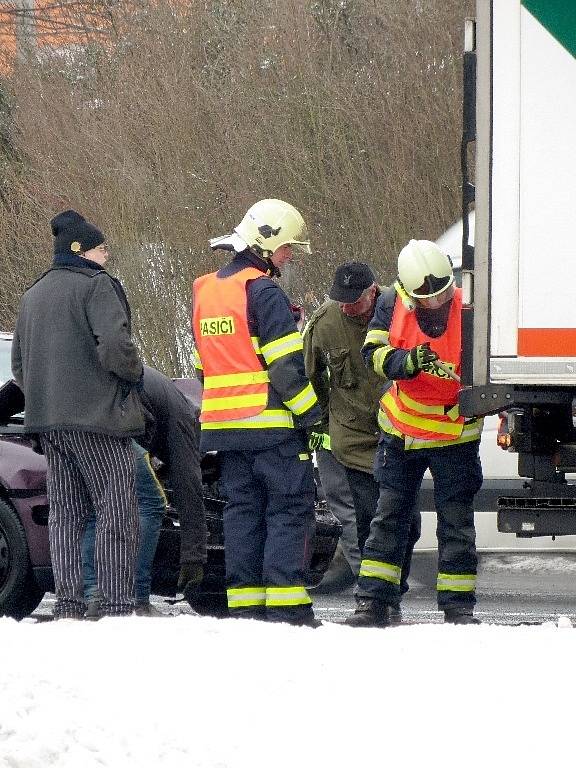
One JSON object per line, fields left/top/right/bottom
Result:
{"left": 1, "top": 610, "right": 575, "bottom": 768}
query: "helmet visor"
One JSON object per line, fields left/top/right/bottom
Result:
{"left": 286, "top": 222, "right": 311, "bottom": 256}
{"left": 410, "top": 273, "right": 453, "bottom": 299}
{"left": 415, "top": 282, "right": 455, "bottom": 309}
{"left": 289, "top": 240, "right": 312, "bottom": 257}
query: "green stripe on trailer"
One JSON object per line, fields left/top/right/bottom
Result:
{"left": 522, "top": 0, "right": 576, "bottom": 59}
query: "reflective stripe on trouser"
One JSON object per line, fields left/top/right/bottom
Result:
{"left": 227, "top": 586, "right": 267, "bottom": 610}
{"left": 437, "top": 573, "right": 476, "bottom": 593}
{"left": 40, "top": 429, "right": 139, "bottom": 618}
{"left": 265, "top": 586, "right": 311, "bottom": 607}
{"left": 359, "top": 559, "right": 401, "bottom": 584}
{"left": 220, "top": 440, "right": 316, "bottom": 624}
{"left": 227, "top": 587, "right": 314, "bottom": 616}
{"left": 357, "top": 436, "right": 481, "bottom": 610}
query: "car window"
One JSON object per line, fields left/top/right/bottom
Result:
{"left": 0, "top": 339, "right": 12, "bottom": 386}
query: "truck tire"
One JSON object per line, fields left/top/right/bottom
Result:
{"left": 0, "top": 498, "right": 44, "bottom": 619}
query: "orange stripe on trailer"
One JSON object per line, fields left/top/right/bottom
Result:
{"left": 518, "top": 329, "right": 576, "bottom": 356}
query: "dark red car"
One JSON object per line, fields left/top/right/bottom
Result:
{"left": 0, "top": 333, "right": 341, "bottom": 619}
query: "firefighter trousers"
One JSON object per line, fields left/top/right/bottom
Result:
{"left": 219, "top": 438, "right": 316, "bottom": 624}
{"left": 358, "top": 437, "right": 483, "bottom": 610}
{"left": 343, "top": 464, "right": 421, "bottom": 604}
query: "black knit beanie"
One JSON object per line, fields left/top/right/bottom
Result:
{"left": 51, "top": 209, "right": 105, "bottom": 255}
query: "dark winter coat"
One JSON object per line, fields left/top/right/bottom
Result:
{"left": 12, "top": 264, "right": 144, "bottom": 437}
{"left": 139, "top": 366, "right": 207, "bottom": 565}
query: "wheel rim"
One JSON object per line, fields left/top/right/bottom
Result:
{"left": 0, "top": 520, "right": 11, "bottom": 592}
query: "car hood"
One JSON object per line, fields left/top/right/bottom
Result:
{"left": 0, "top": 436, "right": 47, "bottom": 492}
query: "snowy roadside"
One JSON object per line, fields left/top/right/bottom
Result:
{"left": 0, "top": 612, "right": 575, "bottom": 768}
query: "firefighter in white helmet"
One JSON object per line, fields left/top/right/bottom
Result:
{"left": 192, "top": 199, "right": 322, "bottom": 627}
{"left": 346, "top": 239, "right": 484, "bottom": 627}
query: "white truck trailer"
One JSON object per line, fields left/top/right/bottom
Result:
{"left": 460, "top": 0, "right": 576, "bottom": 538}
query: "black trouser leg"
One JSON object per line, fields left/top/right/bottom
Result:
{"left": 346, "top": 461, "right": 422, "bottom": 601}
{"left": 343, "top": 466, "right": 379, "bottom": 554}
{"left": 220, "top": 451, "right": 267, "bottom": 620}
{"left": 429, "top": 440, "right": 483, "bottom": 610}
{"left": 357, "top": 440, "right": 427, "bottom": 605}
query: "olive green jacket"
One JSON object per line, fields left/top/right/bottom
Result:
{"left": 303, "top": 293, "right": 385, "bottom": 473}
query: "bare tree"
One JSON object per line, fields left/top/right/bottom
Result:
{"left": 0, "top": 0, "right": 473, "bottom": 374}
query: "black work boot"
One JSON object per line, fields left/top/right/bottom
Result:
{"left": 292, "top": 615, "right": 323, "bottom": 629}
{"left": 388, "top": 605, "right": 403, "bottom": 626}
{"left": 345, "top": 598, "right": 391, "bottom": 628}
{"left": 444, "top": 608, "right": 480, "bottom": 625}
{"left": 267, "top": 607, "right": 322, "bottom": 628}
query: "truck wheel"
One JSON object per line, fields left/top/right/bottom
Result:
{"left": 0, "top": 499, "right": 44, "bottom": 619}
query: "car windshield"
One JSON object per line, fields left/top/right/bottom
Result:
{"left": 0, "top": 338, "right": 12, "bottom": 386}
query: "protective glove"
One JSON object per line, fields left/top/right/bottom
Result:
{"left": 177, "top": 562, "right": 204, "bottom": 594}
{"left": 306, "top": 422, "right": 328, "bottom": 451}
{"left": 308, "top": 430, "right": 326, "bottom": 451}
{"left": 404, "top": 342, "right": 438, "bottom": 375}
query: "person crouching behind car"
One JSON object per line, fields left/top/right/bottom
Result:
{"left": 82, "top": 366, "right": 208, "bottom": 618}
{"left": 11, "top": 210, "right": 143, "bottom": 619}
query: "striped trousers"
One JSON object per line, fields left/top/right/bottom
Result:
{"left": 40, "top": 429, "right": 139, "bottom": 618}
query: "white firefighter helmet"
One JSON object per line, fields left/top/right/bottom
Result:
{"left": 210, "top": 199, "right": 311, "bottom": 257}
{"left": 397, "top": 239, "right": 454, "bottom": 299}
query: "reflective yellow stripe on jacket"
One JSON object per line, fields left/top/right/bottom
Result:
{"left": 284, "top": 382, "right": 318, "bottom": 416}
{"left": 364, "top": 328, "right": 390, "bottom": 346}
{"left": 377, "top": 409, "right": 483, "bottom": 449}
{"left": 365, "top": 329, "right": 393, "bottom": 377}
{"left": 203, "top": 371, "right": 270, "bottom": 389}
{"left": 201, "top": 409, "right": 295, "bottom": 430}
{"left": 260, "top": 332, "right": 303, "bottom": 364}
{"left": 201, "top": 371, "right": 271, "bottom": 413}
{"left": 381, "top": 389, "right": 463, "bottom": 437}
{"left": 372, "top": 346, "right": 395, "bottom": 377}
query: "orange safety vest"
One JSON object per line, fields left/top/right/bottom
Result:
{"left": 380, "top": 289, "right": 464, "bottom": 441}
{"left": 192, "top": 268, "right": 270, "bottom": 423}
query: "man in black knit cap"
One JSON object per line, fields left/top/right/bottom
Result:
{"left": 12, "top": 210, "right": 144, "bottom": 619}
